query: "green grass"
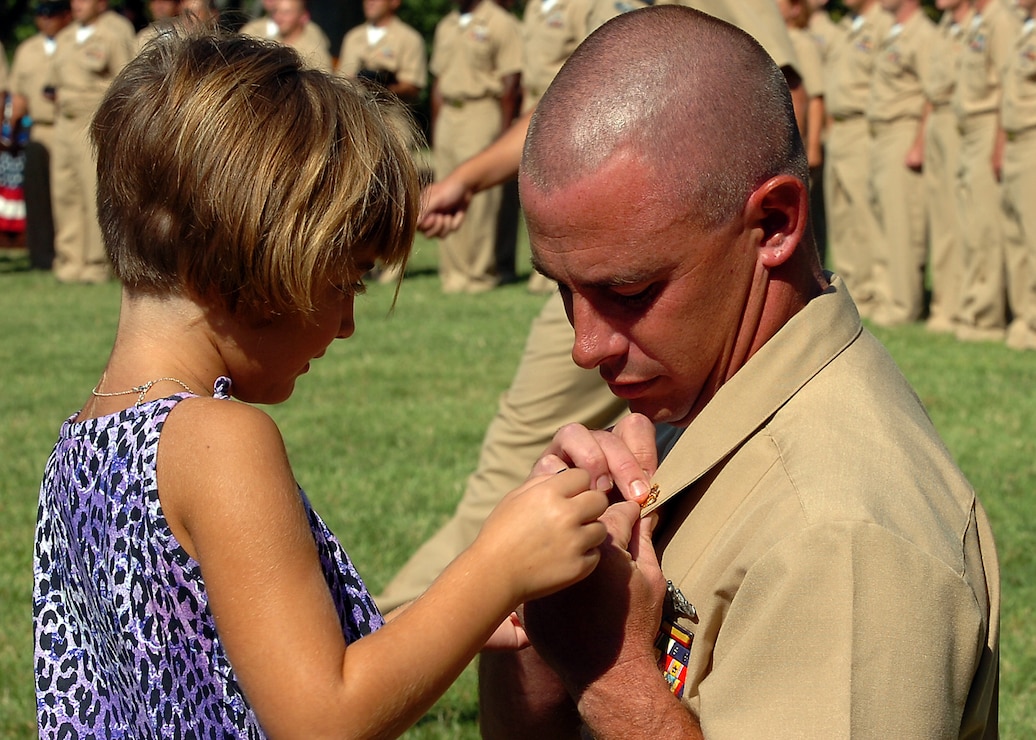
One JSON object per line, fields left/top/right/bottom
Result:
{"left": 2, "top": 239, "right": 1034, "bottom": 737}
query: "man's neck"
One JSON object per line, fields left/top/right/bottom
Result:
{"left": 370, "top": 14, "right": 394, "bottom": 28}
{"left": 952, "top": 3, "right": 972, "bottom": 23}
{"left": 457, "top": 0, "right": 479, "bottom": 14}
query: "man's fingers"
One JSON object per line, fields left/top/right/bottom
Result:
{"left": 599, "top": 500, "right": 641, "bottom": 552}
{"left": 537, "top": 422, "right": 655, "bottom": 502}
{"left": 611, "top": 413, "right": 659, "bottom": 478}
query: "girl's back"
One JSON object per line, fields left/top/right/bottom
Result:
{"left": 34, "top": 378, "right": 382, "bottom": 736}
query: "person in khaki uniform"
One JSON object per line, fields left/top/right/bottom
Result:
{"left": 378, "top": 0, "right": 806, "bottom": 612}
{"left": 269, "top": 0, "right": 331, "bottom": 71}
{"left": 10, "top": 0, "right": 73, "bottom": 271}
{"left": 588, "top": 0, "right": 651, "bottom": 30}
{"left": 429, "top": 0, "right": 522, "bottom": 294}
{"left": 239, "top": 0, "right": 331, "bottom": 67}
{"left": 866, "top": 0, "right": 935, "bottom": 327}
{"left": 521, "top": 0, "right": 595, "bottom": 294}
{"left": 923, "top": 0, "right": 973, "bottom": 333}
{"left": 1000, "top": 1, "right": 1036, "bottom": 350}
{"left": 51, "top": 0, "right": 135, "bottom": 283}
{"left": 807, "top": 0, "right": 842, "bottom": 59}
{"left": 135, "top": 0, "right": 181, "bottom": 52}
{"left": 952, "top": 0, "right": 1021, "bottom": 341}
{"left": 521, "top": 0, "right": 594, "bottom": 112}
{"left": 477, "top": 9, "right": 999, "bottom": 737}
{"left": 337, "top": 0, "right": 426, "bottom": 105}
{"left": 823, "top": 0, "right": 892, "bottom": 316}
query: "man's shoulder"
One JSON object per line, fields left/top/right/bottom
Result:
{"left": 12, "top": 34, "right": 44, "bottom": 65}
{"left": 97, "top": 10, "right": 136, "bottom": 40}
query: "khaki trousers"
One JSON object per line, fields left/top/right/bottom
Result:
{"left": 52, "top": 114, "right": 109, "bottom": 284}
{"left": 825, "top": 116, "right": 882, "bottom": 313}
{"left": 434, "top": 98, "right": 503, "bottom": 294}
{"left": 955, "top": 111, "right": 1006, "bottom": 334}
{"left": 1002, "top": 127, "right": 1036, "bottom": 349}
{"left": 376, "top": 292, "right": 626, "bottom": 610}
{"left": 869, "top": 118, "right": 927, "bottom": 325}
{"left": 924, "top": 104, "right": 964, "bottom": 329}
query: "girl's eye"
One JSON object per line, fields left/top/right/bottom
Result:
{"left": 336, "top": 280, "right": 366, "bottom": 296}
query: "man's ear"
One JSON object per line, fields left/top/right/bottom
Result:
{"left": 744, "top": 175, "right": 809, "bottom": 269}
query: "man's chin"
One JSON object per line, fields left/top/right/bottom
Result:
{"left": 629, "top": 400, "right": 695, "bottom": 428}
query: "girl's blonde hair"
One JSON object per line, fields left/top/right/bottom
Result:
{"left": 92, "top": 29, "right": 420, "bottom": 317}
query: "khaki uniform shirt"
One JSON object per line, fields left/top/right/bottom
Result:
{"left": 338, "top": 16, "right": 427, "bottom": 88}
{"left": 657, "top": 0, "right": 799, "bottom": 73}
{"left": 430, "top": 0, "right": 523, "bottom": 102}
{"left": 1001, "top": 17, "right": 1036, "bottom": 134}
{"left": 53, "top": 12, "right": 136, "bottom": 120}
{"left": 285, "top": 24, "right": 332, "bottom": 72}
{"left": 240, "top": 16, "right": 332, "bottom": 71}
{"left": 789, "top": 25, "right": 823, "bottom": 99}
{"left": 11, "top": 33, "right": 60, "bottom": 136}
{"left": 645, "top": 276, "right": 999, "bottom": 737}
{"left": 825, "top": 5, "right": 894, "bottom": 120}
{"left": 924, "top": 9, "right": 974, "bottom": 108}
{"left": 238, "top": 15, "right": 278, "bottom": 39}
{"left": 808, "top": 9, "right": 843, "bottom": 63}
{"left": 521, "top": 0, "right": 594, "bottom": 109}
{"left": 587, "top": 0, "right": 650, "bottom": 34}
{"left": 868, "top": 9, "right": 935, "bottom": 123}
{"left": 0, "top": 44, "right": 7, "bottom": 92}
{"left": 953, "top": 0, "right": 1021, "bottom": 120}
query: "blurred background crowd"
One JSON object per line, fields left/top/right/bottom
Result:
{"left": 0, "top": 0, "right": 1034, "bottom": 351}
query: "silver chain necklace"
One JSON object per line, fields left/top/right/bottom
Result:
{"left": 91, "top": 377, "right": 196, "bottom": 406}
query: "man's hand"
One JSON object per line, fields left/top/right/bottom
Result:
{"left": 520, "top": 505, "right": 666, "bottom": 697}
{"left": 417, "top": 176, "right": 473, "bottom": 238}
{"left": 531, "top": 413, "right": 657, "bottom": 504}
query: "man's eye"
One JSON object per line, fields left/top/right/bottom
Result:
{"left": 613, "top": 285, "right": 656, "bottom": 305}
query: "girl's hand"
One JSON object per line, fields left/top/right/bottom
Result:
{"left": 474, "top": 468, "right": 610, "bottom": 605}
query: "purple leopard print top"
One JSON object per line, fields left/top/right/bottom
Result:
{"left": 33, "top": 377, "right": 384, "bottom": 738}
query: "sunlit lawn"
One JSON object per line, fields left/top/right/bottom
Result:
{"left": 1, "top": 236, "right": 1033, "bottom": 737}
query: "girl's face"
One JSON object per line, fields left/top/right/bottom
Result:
{"left": 218, "top": 259, "right": 373, "bottom": 405}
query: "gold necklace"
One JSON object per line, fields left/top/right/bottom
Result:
{"left": 91, "top": 377, "right": 196, "bottom": 406}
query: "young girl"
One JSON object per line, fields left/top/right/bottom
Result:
{"left": 33, "top": 30, "right": 640, "bottom": 737}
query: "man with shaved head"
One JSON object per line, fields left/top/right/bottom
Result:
{"left": 480, "top": 7, "right": 1000, "bottom": 738}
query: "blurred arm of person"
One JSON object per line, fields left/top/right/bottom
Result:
{"left": 806, "top": 91, "right": 825, "bottom": 169}
{"left": 498, "top": 70, "right": 521, "bottom": 130}
{"left": 418, "top": 107, "right": 531, "bottom": 238}
{"left": 904, "top": 100, "right": 930, "bottom": 173}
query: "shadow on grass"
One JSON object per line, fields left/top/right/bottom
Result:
{"left": 0, "top": 251, "right": 32, "bottom": 274}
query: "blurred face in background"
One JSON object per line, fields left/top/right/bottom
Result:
{"left": 36, "top": 6, "right": 73, "bottom": 36}
{"left": 362, "top": 0, "right": 399, "bottom": 25}
{"left": 273, "top": 0, "right": 307, "bottom": 37}
{"left": 148, "top": 0, "right": 181, "bottom": 20}
{"left": 181, "top": 0, "right": 217, "bottom": 23}
{"left": 71, "top": 0, "right": 106, "bottom": 25}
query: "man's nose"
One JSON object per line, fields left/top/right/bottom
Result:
{"left": 569, "top": 297, "right": 625, "bottom": 370}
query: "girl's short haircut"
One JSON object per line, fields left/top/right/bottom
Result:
{"left": 92, "top": 29, "right": 420, "bottom": 317}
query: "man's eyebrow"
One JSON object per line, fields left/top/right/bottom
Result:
{"left": 531, "top": 256, "right": 658, "bottom": 289}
